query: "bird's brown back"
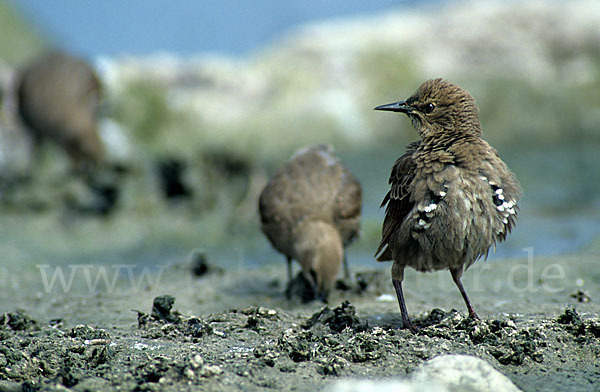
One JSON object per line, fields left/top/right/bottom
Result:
{"left": 259, "top": 145, "right": 362, "bottom": 260}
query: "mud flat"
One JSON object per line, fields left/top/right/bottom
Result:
{"left": 0, "top": 251, "right": 599, "bottom": 392}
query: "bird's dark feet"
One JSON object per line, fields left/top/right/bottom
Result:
{"left": 403, "top": 319, "right": 419, "bottom": 333}
{"left": 392, "top": 278, "right": 419, "bottom": 333}
{"left": 468, "top": 310, "right": 480, "bottom": 320}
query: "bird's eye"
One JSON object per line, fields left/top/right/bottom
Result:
{"left": 423, "top": 103, "right": 435, "bottom": 113}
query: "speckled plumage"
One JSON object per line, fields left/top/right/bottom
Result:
{"left": 259, "top": 145, "right": 362, "bottom": 301}
{"left": 17, "top": 51, "right": 104, "bottom": 169}
{"left": 375, "top": 79, "right": 522, "bottom": 331}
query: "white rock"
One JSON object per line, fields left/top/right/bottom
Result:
{"left": 328, "top": 355, "right": 521, "bottom": 392}
{"left": 190, "top": 354, "right": 204, "bottom": 369}
{"left": 327, "top": 379, "right": 444, "bottom": 392}
{"left": 411, "top": 355, "right": 521, "bottom": 392}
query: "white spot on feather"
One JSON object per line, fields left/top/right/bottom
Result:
{"left": 439, "top": 191, "right": 446, "bottom": 197}
{"left": 424, "top": 203, "right": 437, "bottom": 213}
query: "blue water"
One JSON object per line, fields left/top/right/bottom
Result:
{"left": 13, "top": 0, "right": 423, "bottom": 58}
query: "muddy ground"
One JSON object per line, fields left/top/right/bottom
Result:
{"left": 1, "top": 250, "right": 600, "bottom": 392}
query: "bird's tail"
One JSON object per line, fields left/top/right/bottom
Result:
{"left": 375, "top": 243, "right": 393, "bottom": 262}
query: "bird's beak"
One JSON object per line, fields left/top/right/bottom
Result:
{"left": 374, "top": 100, "right": 412, "bottom": 113}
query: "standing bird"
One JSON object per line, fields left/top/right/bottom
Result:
{"left": 374, "top": 79, "right": 521, "bottom": 331}
{"left": 16, "top": 50, "right": 104, "bottom": 172}
{"left": 259, "top": 145, "right": 362, "bottom": 302}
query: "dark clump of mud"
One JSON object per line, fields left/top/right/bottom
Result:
{"left": 1, "top": 298, "right": 600, "bottom": 391}
{"left": 1, "top": 310, "right": 38, "bottom": 331}
{"left": 303, "top": 300, "right": 367, "bottom": 333}
{"left": 189, "top": 251, "right": 225, "bottom": 277}
{"left": 150, "top": 294, "right": 181, "bottom": 323}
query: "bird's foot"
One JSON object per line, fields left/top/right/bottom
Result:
{"left": 402, "top": 318, "right": 419, "bottom": 333}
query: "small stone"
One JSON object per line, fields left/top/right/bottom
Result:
{"left": 241, "top": 306, "right": 258, "bottom": 315}
{"left": 258, "top": 307, "right": 278, "bottom": 317}
{"left": 85, "top": 338, "right": 111, "bottom": 345}
{"left": 186, "top": 318, "right": 212, "bottom": 338}
{"left": 190, "top": 354, "right": 204, "bottom": 369}
{"left": 200, "top": 365, "right": 223, "bottom": 377}
{"left": 184, "top": 368, "right": 195, "bottom": 379}
{"left": 70, "top": 325, "right": 110, "bottom": 340}
{"left": 570, "top": 290, "right": 591, "bottom": 303}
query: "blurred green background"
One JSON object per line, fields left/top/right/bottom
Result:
{"left": 0, "top": 0, "right": 599, "bottom": 277}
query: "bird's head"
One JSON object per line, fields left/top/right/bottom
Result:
{"left": 295, "top": 221, "right": 343, "bottom": 303}
{"left": 375, "top": 78, "right": 481, "bottom": 138}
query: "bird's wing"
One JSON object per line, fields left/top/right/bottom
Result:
{"left": 480, "top": 149, "right": 523, "bottom": 243}
{"left": 375, "top": 142, "right": 419, "bottom": 260}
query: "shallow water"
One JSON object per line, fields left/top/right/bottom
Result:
{"left": 0, "top": 142, "right": 598, "bottom": 277}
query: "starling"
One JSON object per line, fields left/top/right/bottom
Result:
{"left": 374, "top": 79, "right": 522, "bottom": 331}
{"left": 16, "top": 50, "right": 104, "bottom": 171}
{"left": 259, "top": 145, "right": 362, "bottom": 302}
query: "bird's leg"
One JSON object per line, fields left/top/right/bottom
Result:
{"left": 392, "top": 279, "right": 418, "bottom": 333}
{"left": 392, "top": 263, "right": 417, "bottom": 332}
{"left": 450, "top": 268, "right": 479, "bottom": 320}
{"left": 343, "top": 253, "right": 350, "bottom": 281}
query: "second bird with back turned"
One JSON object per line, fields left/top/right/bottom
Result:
{"left": 259, "top": 145, "right": 362, "bottom": 302}
{"left": 374, "top": 78, "right": 522, "bottom": 332}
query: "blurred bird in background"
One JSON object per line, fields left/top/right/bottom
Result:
{"left": 259, "top": 144, "right": 362, "bottom": 302}
{"left": 16, "top": 50, "right": 104, "bottom": 173}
